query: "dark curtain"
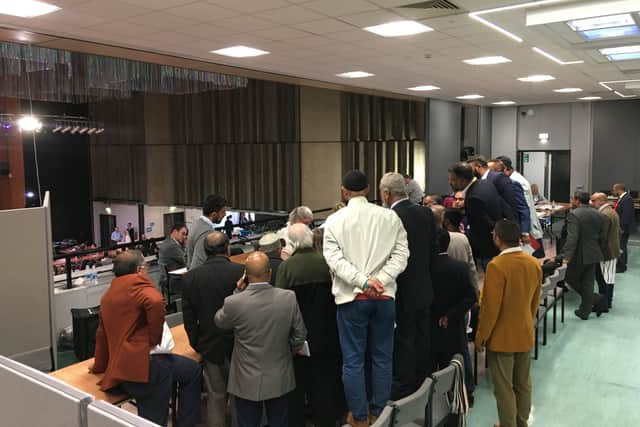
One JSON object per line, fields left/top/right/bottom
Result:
{"left": 341, "top": 93, "right": 425, "bottom": 200}
{"left": 170, "top": 80, "right": 300, "bottom": 210}
{"left": 90, "top": 81, "right": 301, "bottom": 210}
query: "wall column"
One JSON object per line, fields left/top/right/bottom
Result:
{"left": 0, "top": 97, "right": 25, "bottom": 210}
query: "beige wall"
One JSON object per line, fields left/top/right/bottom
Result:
{"left": 300, "top": 86, "right": 342, "bottom": 216}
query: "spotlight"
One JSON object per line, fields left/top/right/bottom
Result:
{"left": 105, "top": 207, "right": 112, "bottom": 214}
{"left": 79, "top": 127, "right": 88, "bottom": 134}
{"left": 87, "top": 128, "right": 97, "bottom": 134}
{"left": 26, "top": 191, "right": 35, "bottom": 198}
{"left": 18, "top": 116, "right": 42, "bottom": 131}
{"left": 3, "top": 122, "right": 11, "bottom": 130}
{"left": 52, "top": 125, "right": 62, "bottom": 133}
{"left": 71, "top": 125, "right": 80, "bottom": 134}
{"left": 95, "top": 128, "right": 105, "bottom": 134}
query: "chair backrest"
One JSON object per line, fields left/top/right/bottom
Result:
{"left": 541, "top": 277, "right": 554, "bottom": 294}
{"left": 87, "top": 400, "right": 160, "bottom": 426}
{"left": 555, "top": 264, "right": 567, "bottom": 281}
{"left": 370, "top": 405, "right": 395, "bottom": 427}
{"left": 392, "top": 376, "right": 433, "bottom": 426}
{"left": 547, "top": 271, "right": 560, "bottom": 287}
{"left": 430, "top": 355, "right": 462, "bottom": 427}
{"left": 165, "top": 311, "right": 183, "bottom": 327}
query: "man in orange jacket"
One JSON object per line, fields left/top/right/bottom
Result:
{"left": 475, "top": 220, "right": 542, "bottom": 427}
{"left": 91, "top": 250, "right": 201, "bottom": 426}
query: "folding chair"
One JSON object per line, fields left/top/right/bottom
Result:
{"left": 391, "top": 376, "right": 434, "bottom": 427}
{"left": 428, "top": 355, "right": 464, "bottom": 427}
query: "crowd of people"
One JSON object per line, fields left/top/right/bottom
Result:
{"left": 91, "top": 157, "right": 635, "bottom": 427}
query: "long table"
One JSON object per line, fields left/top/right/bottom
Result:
{"left": 535, "top": 202, "right": 571, "bottom": 219}
{"left": 50, "top": 325, "right": 199, "bottom": 404}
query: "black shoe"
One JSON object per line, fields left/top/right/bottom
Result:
{"left": 468, "top": 394, "right": 474, "bottom": 408}
{"left": 574, "top": 310, "right": 589, "bottom": 320}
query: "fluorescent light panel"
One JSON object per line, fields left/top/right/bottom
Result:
{"left": 456, "top": 94, "right": 484, "bottom": 100}
{"left": 463, "top": 56, "right": 511, "bottom": 65}
{"left": 364, "top": 20, "right": 433, "bottom": 37}
{"left": 600, "top": 45, "right": 640, "bottom": 61}
{"left": 580, "top": 25, "right": 640, "bottom": 40}
{"left": 0, "top": 0, "right": 60, "bottom": 17}
{"left": 553, "top": 88, "right": 582, "bottom": 93}
{"left": 518, "top": 74, "right": 555, "bottom": 82}
{"left": 407, "top": 85, "right": 440, "bottom": 91}
{"left": 336, "top": 71, "right": 374, "bottom": 78}
{"left": 526, "top": 0, "right": 640, "bottom": 26}
{"left": 578, "top": 96, "right": 602, "bottom": 100}
{"left": 614, "top": 90, "right": 636, "bottom": 98}
{"left": 532, "top": 47, "right": 583, "bottom": 65}
{"left": 493, "top": 101, "right": 516, "bottom": 105}
{"left": 567, "top": 13, "right": 634, "bottom": 31}
{"left": 210, "top": 46, "right": 269, "bottom": 58}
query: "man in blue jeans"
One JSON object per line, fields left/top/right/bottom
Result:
{"left": 323, "top": 170, "right": 409, "bottom": 427}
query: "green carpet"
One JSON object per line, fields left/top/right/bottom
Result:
{"left": 469, "top": 246, "right": 640, "bottom": 426}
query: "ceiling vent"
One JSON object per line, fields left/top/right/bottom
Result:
{"left": 397, "top": 0, "right": 464, "bottom": 19}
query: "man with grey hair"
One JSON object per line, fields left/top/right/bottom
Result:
{"left": 276, "top": 224, "right": 343, "bottom": 427}
{"left": 258, "top": 232, "right": 282, "bottom": 285}
{"left": 403, "top": 174, "right": 424, "bottom": 205}
{"left": 379, "top": 172, "right": 437, "bottom": 399}
{"left": 278, "top": 206, "right": 314, "bottom": 259}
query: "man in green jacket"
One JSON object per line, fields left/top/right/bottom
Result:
{"left": 276, "top": 223, "right": 343, "bottom": 427}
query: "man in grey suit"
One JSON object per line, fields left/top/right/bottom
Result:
{"left": 157, "top": 223, "right": 188, "bottom": 291}
{"left": 187, "top": 194, "right": 227, "bottom": 269}
{"left": 557, "top": 191, "right": 607, "bottom": 320}
{"left": 215, "top": 251, "right": 307, "bottom": 427}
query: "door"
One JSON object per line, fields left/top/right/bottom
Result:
{"left": 519, "top": 150, "right": 571, "bottom": 203}
{"left": 163, "top": 212, "right": 186, "bottom": 237}
{"left": 99, "top": 214, "right": 116, "bottom": 247}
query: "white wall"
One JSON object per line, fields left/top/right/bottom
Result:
{"left": 521, "top": 151, "right": 547, "bottom": 197}
{"left": 491, "top": 106, "right": 517, "bottom": 160}
{"left": 92, "top": 202, "right": 139, "bottom": 245}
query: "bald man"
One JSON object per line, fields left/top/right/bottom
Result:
{"left": 215, "top": 252, "right": 307, "bottom": 427}
{"left": 590, "top": 192, "right": 621, "bottom": 310}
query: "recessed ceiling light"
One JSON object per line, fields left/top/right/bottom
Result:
{"left": 600, "top": 45, "right": 640, "bottom": 55}
{"left": 614, "top": 90, "right": 636, "bottom": 98}
{"left": 553, "top": 88, "right": 583, "bottom": 93}
{"left": 336, "top": 71, "right": 374, "bottom": 78}
{"left": 580, "top": 25, "right": 640, "bottom": 40}
{"left": 0, "top": 0, "right": 60, "bottom": 17}
{"left": 567, "top": 13, "right": 634, "bottom": 32}
{"left": 578, "top": 96, "right": 602, "bottom": 100}
{"left": 364, "top": 21, "right": 433, "bottom": 37}
{"left": 407, "top": 85, "right": 440, "bottom": 91}
{"left": 463, "top": 56, "right": 511, "bottom": 65}
{"left": 518, "top": 74, "right": 556, "bottom": 82}
{"left": 532, "top": 47, "right": 583, "bottom": 65}
{"left": 456, "top": 94, "right": 484, "bottom": 100}
{"left": 210, "top": 46, "right": 269, "bottom": 58}
{"left": 492, "top": 101, "right": 516, "bottom": 105}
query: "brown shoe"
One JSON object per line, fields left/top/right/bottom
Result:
{"left": 346, "top": 411, "right": 370, "bottom": 427}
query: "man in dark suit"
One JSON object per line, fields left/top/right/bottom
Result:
{"left": 431, "top": 228, "right": 476, "bottom": 400}
{"left": 276, "top": 224, "right": 343, "bottom": 427}
{"left": 557, "top": 191, "right": 607, "bottom": 320}
{"left": 379, "top": 172, "right": 437, "bottom": 399}
{"left": 448, "top": 162, "right": 513, "bottom": 270}
{"left": 469, "top": 155, "right": 531, "bottom": 244}
{"left": 182, "top": 231, "right": 244, "bottom": 427}
{"left": 157, "top": 223, "right": 188, "bottom": 292}
{"left": 612, "top": 183, "right": 635, "bottom": 273}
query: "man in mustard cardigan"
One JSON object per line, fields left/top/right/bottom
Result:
{"left": 475, "top": 220, "right": 542, "bottom": 427}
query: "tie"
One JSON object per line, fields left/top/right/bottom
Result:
{"left": 614, "top": 199, "right": 620, "bottom": 210}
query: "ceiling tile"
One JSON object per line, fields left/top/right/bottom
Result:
{"left": 254, "top": 26, "right": 312, "bottom": 41}
{"left": 301, "top": 0, "right": 379, "bottom": 17}
{"left": 89, "top": 20, "right": 158, "bottom": 37}
{"left": 16, "top": 10, "right": 107, "bottom": 29}
{"left": 339, "top": 9, "right": 406, "bottom": 28}
{"left": 139, "top": 31, "right": 202, "bottom": 46}
{"left": 125, "top": 11, "right": 197, "bottom": 31}
{"left": 293, "top": 18, "right": 355, "bottom": 34}
{"left": 284, "top": 35, "right": 334, "bottom": 47}
{"left": 119, "top": 0, "right": 196, "bottom": 9}
{"left": 164, "top": 2, "right": 238, "bottom": 22}
{"left": 214, "top": 15, "right": 276, "bottom": 31}
{"left": 69, "top": 0, "right": 152, "bottom": 19}
{"left": 260, "top": 5, "right": 325, "bottom": 24}
{"left": 208, "top": 0, "right": 289, "bottom": 13}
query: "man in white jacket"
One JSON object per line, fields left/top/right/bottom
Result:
{"left": 323, "top": 170, "right": 409, "bottom": 427}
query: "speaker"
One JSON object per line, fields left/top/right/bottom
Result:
{"left": 70, "top": 306, "right": 100, "bottom": 361}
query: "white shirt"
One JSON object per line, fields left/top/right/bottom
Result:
{"left": 499, "top": 246, "right": 523, "bottom": 256}
{"left": 460, "top": 178, "right": 476, "bottom": 197}
{"left": 481, "top": 169, "right": 490, "bottom": 180}
{"left": 509, "top": 171, "right": 543, "bottom": 240}
{"left": 200, "top": 215, "right": 216, "bottom": 228}
{"left": 323, "top": 196, "right": 409, "bottom": 305}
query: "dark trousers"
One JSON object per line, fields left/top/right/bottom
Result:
{"left": 595, "top": 264, "right": 614, "bottom": 309}
{"left": 289, "top": 354, "right": 344, "bottom": 427}
{"left": 120, "top": 354, "right": 202, "bottom": 427}
{"left": 566, "top": 262, "right": 603, "bottom": 317}
{"left": 391, "top": 306, "right": 431, "bottom": 400}
{"left": 235, "top": 394, "right": 288, "bottom": 427}
{"left": 618, "top": 232, "right": 630, "bottom": 271}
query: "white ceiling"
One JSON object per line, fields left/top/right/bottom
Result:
{"left": 3, "top": 0, "right": 640, "bottom": 105}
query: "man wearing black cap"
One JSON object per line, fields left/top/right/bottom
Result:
{"left": 323, "top": 170, "right": 409, "bottom": 427}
